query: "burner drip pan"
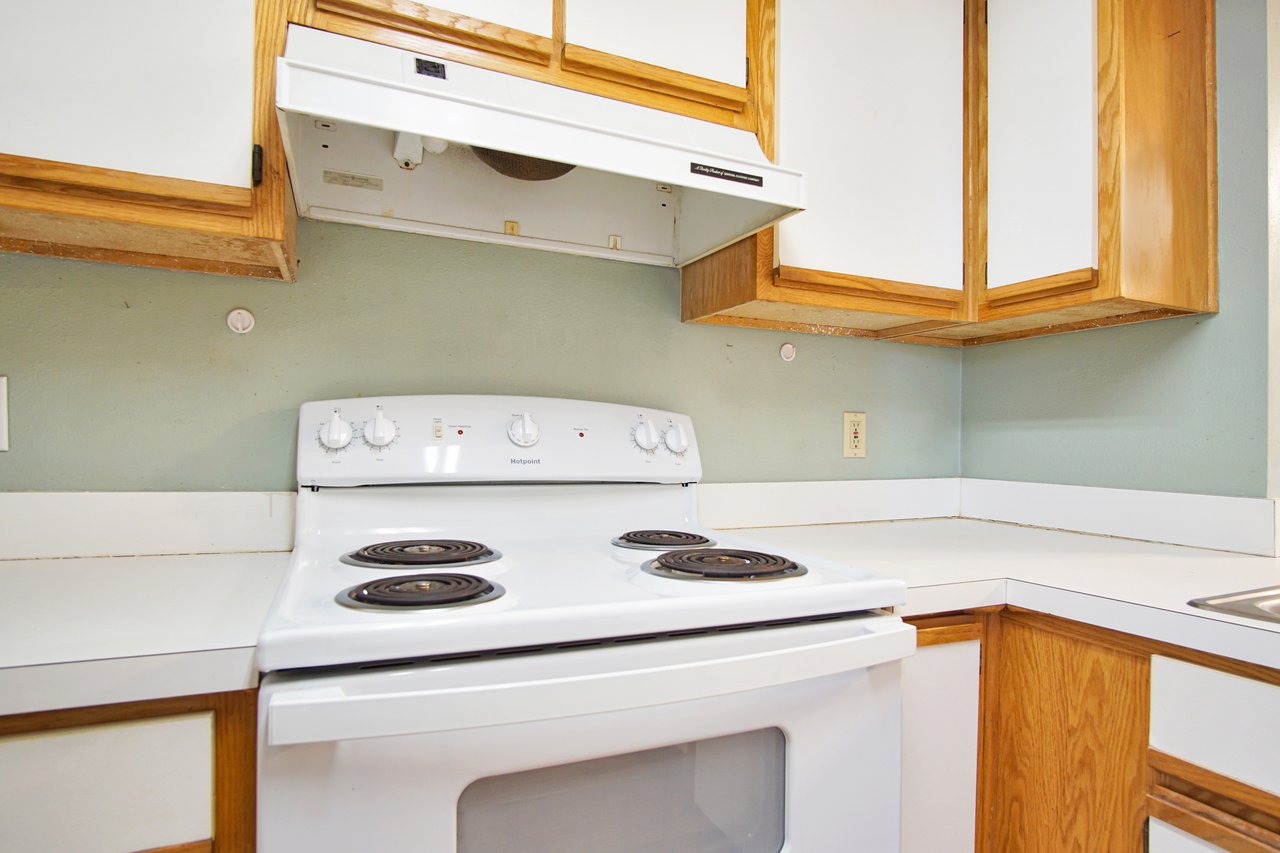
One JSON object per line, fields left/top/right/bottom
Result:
{"left": 643, "top": 549, "right": 807, "bottom": 581}
{"left": 339, "top": 573, "right": 504, "bottom": 610}
{"left": 343, "top": 539, "right": 500, "bottom": 569}
{"left": 612, "top": 530, "right": 715, "bottom": 551}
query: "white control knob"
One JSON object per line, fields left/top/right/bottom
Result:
{"left": 507, "top": 412, "right": 540, "bottom": 447}
{"left": 633, "top": 419, "right": 660, "bottom": 451}
{"left": 663, "top": 423, "right": 690, "bottom": 454}
{"left": 363, "top": 407, "right": 397, "bottom": 448}
{"left": 319, "top": 410, "right": 352, "bottom": 450}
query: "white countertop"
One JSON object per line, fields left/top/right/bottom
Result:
{"left": 0, "top": 552, "right": 289, "bottom": 715}
{"left": 737, "top": 519, "right": 1280, "bottom": 669}
{"left": 6, "top": 518, "right": 1280, "bottom": 716}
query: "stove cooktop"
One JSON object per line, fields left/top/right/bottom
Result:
{"left": 258, "top": 396, "right": 907, "bottom": 673}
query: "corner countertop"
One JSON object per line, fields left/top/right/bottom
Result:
{"left": 7, "top": 518, "right": 1280, "bottom": 717}
{"left": 734, "top": 518, "right": 1280, "bottom": 670}
{"left": 0, "top": 552, "right": 290, "bottom": 716}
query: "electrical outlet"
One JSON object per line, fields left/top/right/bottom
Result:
{"left": 842, "top": 411, "right": 865, "bottom": 458}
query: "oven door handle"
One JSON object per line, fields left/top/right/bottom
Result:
{"left": 266, "top": 617, "right": 915, "bottom": 745}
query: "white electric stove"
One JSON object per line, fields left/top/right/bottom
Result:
{"left": 257, "top": 395, "right": 913, "bottom": 852}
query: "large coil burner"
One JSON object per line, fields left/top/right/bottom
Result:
{"left": 337, "top": 573, "right": 504, "bottom": 610}
{"left": 642, "top": 548, "right": 807, "bottom": 582}
{"left": 342, "top": 540, "right": 500, "bottom": 569}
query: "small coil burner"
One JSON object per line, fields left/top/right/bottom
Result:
{"left": 342, "top": 539, "right": 500, "bottom": 569}
{"left": 338, "top": 573, "right": 505, "bottom": 610}
{"left": 642, "top": 548, "right": 807, "bottom": 581}
{"left": 611, "top": 530, "right": 715, "bottom": 551}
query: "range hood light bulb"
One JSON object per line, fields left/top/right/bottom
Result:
{"left": 424, "top": 136, "right": 448, "bottom": 155}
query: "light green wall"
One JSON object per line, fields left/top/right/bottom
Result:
{"left": 960, "top": 0, "right": 1270, "bottom": 498}
{"left": 0, "top": 222, "right": 962, "bottom": 491}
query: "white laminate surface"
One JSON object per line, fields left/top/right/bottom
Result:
{"left": 0, "top": 552, "right": 289, "bottom": 714}
{"left": 734, "top": 519, "right": 1280, "bottom": 669}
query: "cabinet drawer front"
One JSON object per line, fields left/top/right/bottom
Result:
{"left": 1150, "top": 817, "right": 1227, "bottom": 852}
{"left": 0, "top": 713, "right": 213, "bottom": 851}
{"left": 1150, "top": 656, "right": 1280, "bottom": 797}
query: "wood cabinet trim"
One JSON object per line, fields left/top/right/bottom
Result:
{"left": 775, "top": 266, "right": 967, "bottom": 312}
{"left": 0, "top": 690, "right": 256, "bottom": 853}
{"left": 0, "top": 155, "right": 253, "bottom": 218}
{"left": 1003, "top": 608, "right": 1280, "bottom": 687}
{"left": 981, "top": 267, "right": 1099, "bottom": 309}
{"left": 561, "top": 43, "right": 748, "bottom": 112}
{"left": 1151, "top": 749, "right": 1280, "bottom": 839}
{"left": 1149, "top": 790, "right": 1280, "bottom": 852}
{"left": 315, "top": 0, "right": 553, "bottom": 62}
{"left": 906, "top": 610, "right": 983, "bottom": 646}
{"left": 136, "top": 842, "right": 213, "bottom": 853}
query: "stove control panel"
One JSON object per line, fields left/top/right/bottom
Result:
{"left": 297, "top": 395, "right": 702, "bottom": 487}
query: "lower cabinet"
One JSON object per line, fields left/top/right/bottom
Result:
{"left": 901, "top": 612, "right": 982, "bottom": 852}
{"left": 0, "top": 689, "right": 256, "bottom": 853}
{"left": 973, "top": 609, "right": 1280, "bottom": 852}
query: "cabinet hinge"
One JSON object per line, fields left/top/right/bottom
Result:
{"left": 745, "top": 56, "right": 749, "bottom": 85}
{"left": 251, "top": 144, "right": 264, "bottom": 187}
{"left": 984, "top": 262, "right": 988, "bottom": 284}
{"left": 985, "top": 1, "right": 988, "bottom": 24}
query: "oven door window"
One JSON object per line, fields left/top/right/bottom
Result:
{"left": 457, "top": 727, "right": 786, "bottom": 853}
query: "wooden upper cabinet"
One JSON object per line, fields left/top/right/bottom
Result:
{"left": 681, "top": 0, "right": 970, "bottom": 340}
{"left": 562, "top": 0, "right": 750, "bottom": 111}
{"left": 944, "top": 0, "right": 1218, "bottom": 344}
{"left": 296, "top": 0, "right": 767, "bottom": 131}
{"left": 683, "top": 0, "right": 1218, "bottom": 347}
{"left": 0, "top": 0, "right": 296, "bottom": 281}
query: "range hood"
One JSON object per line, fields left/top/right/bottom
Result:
{"left": 276, "top": 26, "right": 803, "bottom": 267}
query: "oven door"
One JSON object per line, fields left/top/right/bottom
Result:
{"left": 259, "top": 614, "right": 914, "bottom": 852}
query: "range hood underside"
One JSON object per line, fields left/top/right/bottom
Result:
{"left": 283, "top": 114, "right": 791, "bottom": 267}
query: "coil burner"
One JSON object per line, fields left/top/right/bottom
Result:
{"left": 642, "top": 548, "right": 807, "bottom": 582}
{"left": 338, "top": 573, "right": 505, "bottom": 610}
{"left": 611, "top": 530, "right": 715, "bottom": 551}
{"left": 342, "top": 540, "right": 500, "bottom": 569}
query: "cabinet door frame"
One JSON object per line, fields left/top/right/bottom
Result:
{"left": 967, "top": 0, "right": 1217, "bottom": 329}
{"left": 0, "top": 689, "right": 257, "bottom": 853}
{"left": 0, "top": 0, "right": 296, "bottom": 281}
{"left": 292, "top": 0, "right": 767, "bottom": 134}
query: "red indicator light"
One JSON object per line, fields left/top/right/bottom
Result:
{"left": 578, "top": 432, "right": 585, "bottom": 438}
{"left": 457, "top": 429, "right": 464, "bottom": 435}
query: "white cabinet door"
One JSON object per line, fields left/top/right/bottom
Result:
{"left": 901, "top": 640, "right": 980, "bottom": 852}
{"left": 0, "top": 0, "right": 254, "bottom": 187}
{"left": 564, "top": 0, "right": 747, "bottom": 86}
{"left": 1149, "top": 656, "right": 1280, "bottom": 797}
{"left": 986, "top": 0, "right": 1096, "bottom": 287}
{"left": 776, "top": 0, "right": 965, "bottom": 290}
{"left": 0, "top": 713, "right": 213, "bottom": 851}
{"left": 431, "top": 0, "right": 553, "bottom": 37}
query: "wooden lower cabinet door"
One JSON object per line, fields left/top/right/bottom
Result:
{"left": 978, "top": 613, "right": 1151, "bottom": 851}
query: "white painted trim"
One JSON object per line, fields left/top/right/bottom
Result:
{"left": 960, "top": 479, "right": 1277, "bottom": 556}
{"left": 0, "top": 648, "right": 258, "bottom": 715}
{"left": 1268, "top": 0, "right": 1280, "bottom": 499}
{"left": 697, "top": 478, "right": 962, "bottom": 530}
{"left": 0, "top": 492, "right": 295, "bottom": 560}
